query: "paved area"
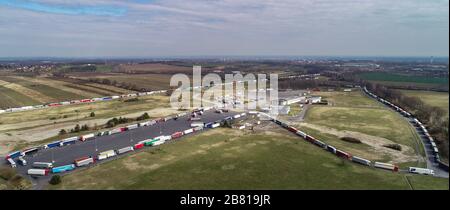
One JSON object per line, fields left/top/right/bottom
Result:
{"left": 9, "top": 110, "right": 237, "bottom": 188}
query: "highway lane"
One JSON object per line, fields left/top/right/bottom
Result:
{"left": 14, "top": 110, "right": 237, "bottom": 180}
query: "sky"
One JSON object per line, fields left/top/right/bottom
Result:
{"left": 0, "top": 0, "right": 448, "bottom": 58}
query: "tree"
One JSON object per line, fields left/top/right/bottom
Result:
{"left": 223, "top": 120, "right": 233, "bottom": 128}
{"left": 74, "top": 124, "right": 80, "bottom": 133}
{"left": 90, "top": 112, "right": 96, "bottom": 117}
{"left": 81, "top": 124, "right": 90, "bottom": 131}
{"left": 58, "top": 129, "right": 67, "bottom": 136}
{"left": 49, "top": 175, "right": 61, "bottom": 185}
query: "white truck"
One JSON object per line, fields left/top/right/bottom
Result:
{"left": 98, "top": 150, "right": 116, "bottom": 160}
{"left": 28, "top": 169, "right": 49, "bottom": 176}
{"left": 7, "top": 158, "right": 16, "bottom": 168}
{"left": 32, "top": 162, "right": 53, "bottom": 169}
{"left": 408, "top": 167, "right": 434, "bottom": 175}
{"left": 117, "top": 146, "right": 134, "bottom": 155}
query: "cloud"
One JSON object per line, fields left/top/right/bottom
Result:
{"left": 0, "top": 0, "right": 448, "bottom": 57}
{"left": 0, "top": 0, "right": 127, "bottom": 16}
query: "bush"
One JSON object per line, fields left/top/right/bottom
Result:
{"left": 0, "top": 167, "right": 16, "bottom": 180}
{"left": 59, "top": 129, "right": 67, "bottom": 136}
{"left": 90, "top": 112, "right": 95, "bottom": 117}
{"left": 136, "top": 112, "right": 150, "bottom": 121}
{"left": 340, "top": 137, "right": 362, "bottom": 144}
{"left": 383, "top": 144, "right": 402, "bottom": 151}
{"left": 49, "top": 175, "right": 62, "bottom": 185}
{"left": 124, "top": 98, "right": 139, "bottom": 103}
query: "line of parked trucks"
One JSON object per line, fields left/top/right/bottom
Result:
{"left": 363, "top": 86, "right": 448, "bottom": 172}
{"left": 255, "top": 111, "right": 435, "bottom": 176}
{"left": 0, "top": 90, "right": 167, "bottom": 115}
{"left": 9, "top": 109, "right": 246, "bottom": 177}
{"left": 5, "top": 109, "right": 194, "bottom": 166}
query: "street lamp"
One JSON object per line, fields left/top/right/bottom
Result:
{"left": 95, "top": 137, "right": 98, "bottom": 152}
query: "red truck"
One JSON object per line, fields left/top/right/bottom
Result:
{"left": 171, "top": 132, "right": 183, "bottom": 139}
{"left": 336, "top": 150, "right": 352, "bottom": 160}
{"left": 134, "top": 143, "right": 144, "bottom": 150}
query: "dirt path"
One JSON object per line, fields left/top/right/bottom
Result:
{"left": 297, "top": 122, "right": 422, "bottom": 164}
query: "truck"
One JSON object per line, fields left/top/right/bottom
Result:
{"left": 28, "top": 169, "right": 50, "bottom": 176}
{"left": 134, "top": 143, "right": 144, "bottom": 150}
{"left": 205, "top": 122, "right": 214, "bottom": 128}
{"left": 80, "top": 133, "right": 95, "bottom": 141}
{"left": 7, "top": 158, "right": 16, "bottom": 168}
{"left": 98, "top": 150, "right": 116, "bottom": 160}
{"left": 109, "top": 128, "right": 122, "bottom": 135}
{"left": 296, "top": 131, "right": 307, "bottom": 138}
{"left": 374, "top": 162, "right": 398, "bottom": 172}
{"left": 312, "top": 139, "right": 327, "bottom": 149}
{"left": 326, "top": 145, "right": 337, "bottom": 154}
{"left": 287, "top": 126, "right": 298, "bottom": 133}
{"left": 171, "top": 132, "right": 184, "bottom": 139}
{"left": 139, "top": 121, "right": 150, "bottom": 127}
{"left": 21, "top": 147, "right": 39, "bottom": 156}
{"left": 126, "top": 124, "right": 139, "bottom": 130}
{"left": 60, "top": 137, "right": 79, "bottom": 146}
{"left": 18, "top": 156, "right": 27, "bottom": 166}
{"left": 6, "top": 151, "right": 21, "bottom": 159}
{"left": 335, "top": 150, "right": 352, "bottom": 159}
{"left": 408, "top": 167, "right": 434, "bottom": 175}
{"left": 351, "top": 156, "right": 371, "bottom": 166}
{"left": 33, "top": 162, "right": 53, "bottom": 169}
{"left": 117, "top": 146, "right": 134, "bottom": 154}
{"left": 183, "top": 128, "right": 194, "bottom": 135}
{"left": 46, "top": 141, "right": 61, "bottom": 149}
{"left": 75, "top": 157, "right": 95, "bottom": 167}
{"left": 190, "top": 117, "right": 201, "bottom": 121}
{"left": 52, "top": 164, "right": 76, "bottom": 173}
{"left": 193, "top": 126, "right": 203, "bottom": 132}
{"left": 191, "top": 122, "right": 204, "bottom": 128}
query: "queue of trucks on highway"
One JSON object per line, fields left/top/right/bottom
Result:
{"left": 363, "top": 86, "right": 448, "bottom": 172}
{"left": 257, "top": 111, "right": 435, "bottom": 176}
{"left": 6, "top": 108, "right": 247, "bottom": 177}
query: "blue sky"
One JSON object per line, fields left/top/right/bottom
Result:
{"left": 0, "top": 0, "right": 448, "bottom": 57}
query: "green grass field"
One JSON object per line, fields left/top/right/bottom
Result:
{"left": 48, "top": 127, "right": 448, "bottom": 190}
{"left": 358, "top": 72, "right": 449, "bottom": 84}
{"left": 0, "top": 76, "right": 85, "bottom": 102}
{"left": 0, "top": 85, "right": 40, "bottom": 109}
{"left": 302, "top": 90, "right": 425, "bottom": 165}
{"left": 398, "top": 89, "right": 449, "bottom": 114}
{"left": 81, "top": 74, "right": 173, "bottom": 91}
{"left": 305, "top": 106, "right": 417, "bottom": 149}
{"left": 0, "top": 95, "right": 170, "bottom": 128}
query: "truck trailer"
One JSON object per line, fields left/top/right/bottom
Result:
{"left": 75, "top": 157, "right": 95, "bottom": 167}
{"left": 28, "top": 169, "right": 50, "bottom": 176}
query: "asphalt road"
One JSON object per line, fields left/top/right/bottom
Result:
{"left": 362, "top": 90, "right": 449, "bottom": 178}
{"left": 10, "top": 110, "right": 238, "bottom": 188}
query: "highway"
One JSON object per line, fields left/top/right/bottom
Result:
{"left": 362, "top": 90, "right": 449, "bottom": 178}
